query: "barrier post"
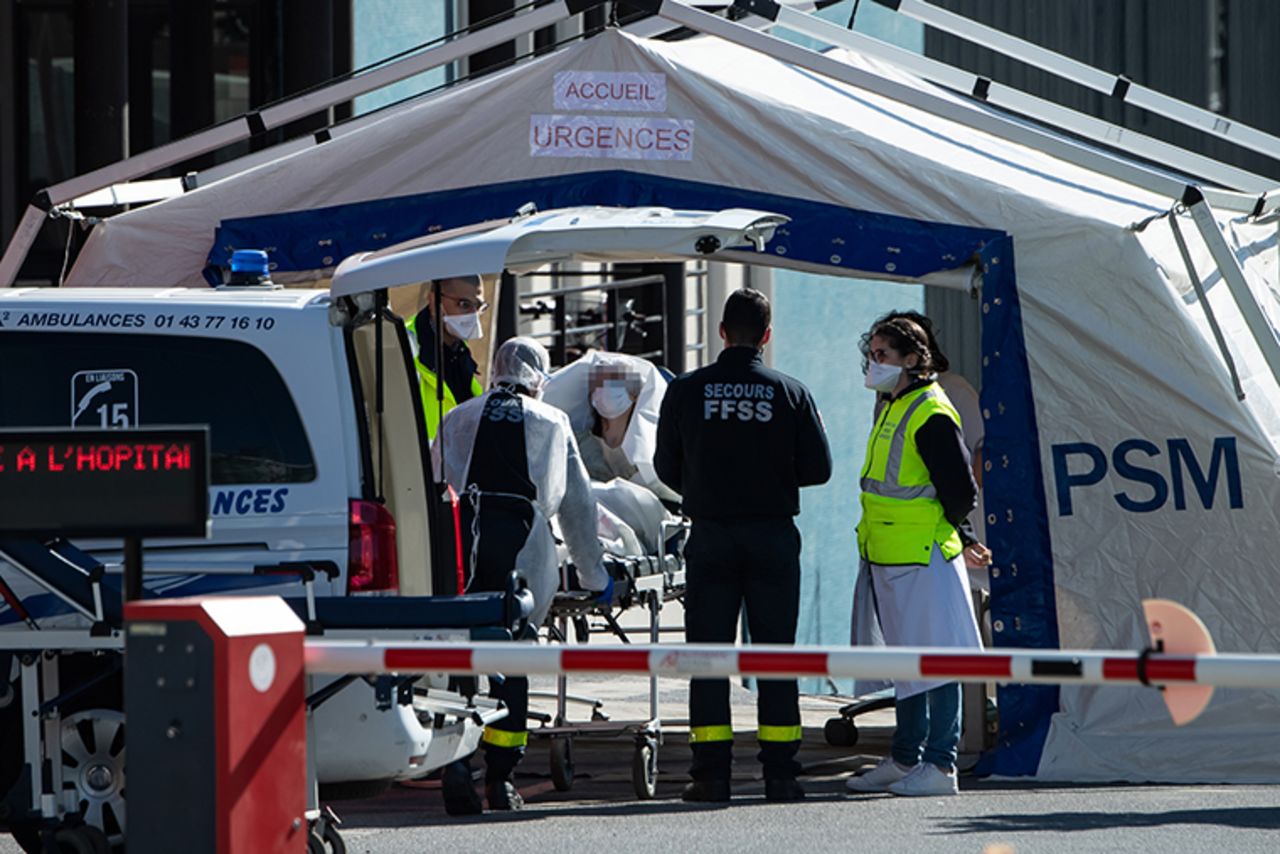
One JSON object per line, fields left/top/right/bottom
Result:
{"left": 125, "top": 597, "right": 306, "bottom": 854}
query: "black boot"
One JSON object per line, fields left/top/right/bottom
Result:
{"left": 681, "top": 779, "right": 731, "bottom": 802}
{"left": 442, "top": 760, "right": 484, "bottom": 816}
{"left": 765, "top": 778, "right": 806, "bottom": 802}
{"left": 482, "top": 741, "right": 525, "bottom": 811}
{"left": 486, "top": 779, "right": 524, "bottom": 811}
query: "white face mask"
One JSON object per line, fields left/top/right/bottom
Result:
{"left": 591, "top": 384, "right": 634, "bottom": 419}
{"left": 443, "top": 311, "right": 483, "bottom": 341}
{"left": 864, "top": 361, "right": 903, "bottom": 393}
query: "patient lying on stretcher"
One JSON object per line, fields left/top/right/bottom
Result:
{"left": 542, "top": 352, "right": 681, "bottom": 560}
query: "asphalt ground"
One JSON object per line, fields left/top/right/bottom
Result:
{"left": 3, "top": 676, "right": 1278, "bottom": 853}
{"left": 324, "top": 677, "right": 1280, "bottom": 854}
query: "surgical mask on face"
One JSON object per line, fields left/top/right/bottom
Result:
{"left": 864, "top": 361, "right": 903, "bottom": 392}
{"left": 591, "top": 384, "right": 634, "bottom": 419}
{"left": 443, "top": 311, "right": 483, "bottom": 341}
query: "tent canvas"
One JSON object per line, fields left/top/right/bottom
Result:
{"left": 55, "top": 26, "right": 1280, "bottom": 782}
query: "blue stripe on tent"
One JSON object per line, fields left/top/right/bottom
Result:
{"left": 976, "top": 236, "right": 1060, "bottom": 777}
{"left": 208, "top": 171, "right": 998, "bottom": 280}
{"left": 209, "top": 170, "right": 1059, "bottom": 774}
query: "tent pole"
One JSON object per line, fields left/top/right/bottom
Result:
{"left": 886, "top": 0, "right": 1280, "bottom": 164}
{"left": 1182, "top": 185, "right": 1280, "bottom": 394}
{"left": 1167, "top": 211, "right": 1246, "bottom": 401}
{"left": 720, "top": 0, "right": 1272, "bottom": 196}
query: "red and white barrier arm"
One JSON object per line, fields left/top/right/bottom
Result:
{"left": 303, "top": 640, "right": 1279, "bottom": 689}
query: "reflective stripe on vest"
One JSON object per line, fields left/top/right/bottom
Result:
{"left": 689, "top": 725, "right": 734, "bottom": 744}
{"left": 858, "top": 383, "right": 964, "bottom": 566}
{"left": 481, "top": 727, "right": 529, "bottom": 748}
{"left": 757, "top": 724, "right": 802, "bottom": 743}
{"left": 861, "top": 390, "right": 940, "bottom": 501}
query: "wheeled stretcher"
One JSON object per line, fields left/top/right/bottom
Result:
{"left": 532, "top": 518, "right": 687, "bottom": 800}
{"left": 0, "top": 539, "right": 532, "bottom": 853}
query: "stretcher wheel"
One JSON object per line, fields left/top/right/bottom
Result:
{"left": 823, "top": 717, "right": 859, "bottom": 747}
{"left": 549, "top": 736, "right": 575, "bottom": 791}
{"left": 308, "top": 831, "right": 327, "bottom": 854}
{"left": 632, "top": 738, "right": 658, "bottom": 800}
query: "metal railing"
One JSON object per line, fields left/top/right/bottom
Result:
{"left": 513, "top": 272, "right": 671, "bottom": 367}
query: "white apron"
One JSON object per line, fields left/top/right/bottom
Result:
{"left": 851, "top": 544, "right": 982, "bottom": 700}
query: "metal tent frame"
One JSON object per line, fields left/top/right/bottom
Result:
{"left": 4, "top": 0, "right": 1279, "bottom": 325}
{"left": 879, "top": 0, "right": 1280, "bottom": 166}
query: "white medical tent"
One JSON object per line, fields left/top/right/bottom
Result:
{"left": 9, "top": 1, "right": 1280, "bottom": 782}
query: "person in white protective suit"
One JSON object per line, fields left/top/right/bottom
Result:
{"left": 542, "top": 351, "right": 681, "bottom": 556}
{"left": 432, "top": 337, "right": 613, "bottom": 814}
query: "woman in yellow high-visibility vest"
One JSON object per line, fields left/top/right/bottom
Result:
{"left": 846, "top": 315, "right": 988, "bottom": 798}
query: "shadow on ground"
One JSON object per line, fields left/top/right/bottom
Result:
{"left": 331, "top": 723, "right": 889, "bottom": 830}
{"left": 935, "top": 806, "right": 1280, "bottom": 835}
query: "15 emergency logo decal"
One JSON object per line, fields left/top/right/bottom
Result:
{"left": 71, "top": 369, "right": 138, "bottom": 428}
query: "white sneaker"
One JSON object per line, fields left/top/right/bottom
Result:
{"left": 845, "top": 758, "right": 912, "bottom": 793}
{"left": 887, "top": 762, "right": 959, "bottom": 797}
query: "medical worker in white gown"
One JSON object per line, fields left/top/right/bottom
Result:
{"left": 847, "top": 315, "right": 988, "bottom": 798}
{"left": 433, "top": 337, "right": 611, "bottom": 814}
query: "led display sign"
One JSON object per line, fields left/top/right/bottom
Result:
{"left": 0, "top": 427, "right": 209, "bottom": 537}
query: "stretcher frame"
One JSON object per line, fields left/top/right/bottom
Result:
{"left": 530, "top": 529, "right": 687, "bottom": 800}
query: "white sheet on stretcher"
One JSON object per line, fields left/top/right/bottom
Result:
{"left": 592, "top": 477, "right": 675, "bottom": 556}
{"left": 553, "top": 478, "right": 679, "bottom": 575}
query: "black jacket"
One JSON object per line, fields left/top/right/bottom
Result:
{"left": 655, "top": 347, "right": 832, "bottom": 520}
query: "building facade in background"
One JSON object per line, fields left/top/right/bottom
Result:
{"left": 3, "top": 0, "right": 1278, "bottom": 676}
{"left": 925, "top": 0, "right": 1280, "bottom": 181}
{"left": 1, "top": 0, "right": 361, "bottom": 283}
{"left": 8, "top": 1, "right": 1278, "bottom": 278}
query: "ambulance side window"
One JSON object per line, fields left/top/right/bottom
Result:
{"left": 0, "top": 331, "right": 317, "bottom": 485}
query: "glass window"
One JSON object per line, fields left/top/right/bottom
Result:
{"left": 212, "top": 5, "right": 252, "bottom": 162}
{"left": 352, "top": 0, "right": 452, "bottom": 115}
{"left": 21, "top": 9, "right": 75, "bottom": 195}
{"left": 0, "top": 331, "right": 317, "bottom": 485}
{"left": 16, "top": 7, "right": 76, "bottom": 281}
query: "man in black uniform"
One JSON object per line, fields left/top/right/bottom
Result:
{"left": 655, "top": 288, "right": 832, "bottom": 803}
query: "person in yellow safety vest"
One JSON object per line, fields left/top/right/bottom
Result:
{"left": 405, "top": 275, "right": 487, "bottom": 439}
{"left": 846, "top": 315, "right": 989, "bottom": 798}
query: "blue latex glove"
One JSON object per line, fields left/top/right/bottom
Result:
{"left": 594, "top": 575, "right": 615, "bottom": 606}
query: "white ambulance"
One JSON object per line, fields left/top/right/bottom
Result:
{"left": 0, "top": 206, "right": 786, "bottom": 847}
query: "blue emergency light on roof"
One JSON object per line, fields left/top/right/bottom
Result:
{"left": 230, "top": 249, "right": 270, "bottom": 276}
{"left": 223, "top": 248, "right": 277, "bottom": 288}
